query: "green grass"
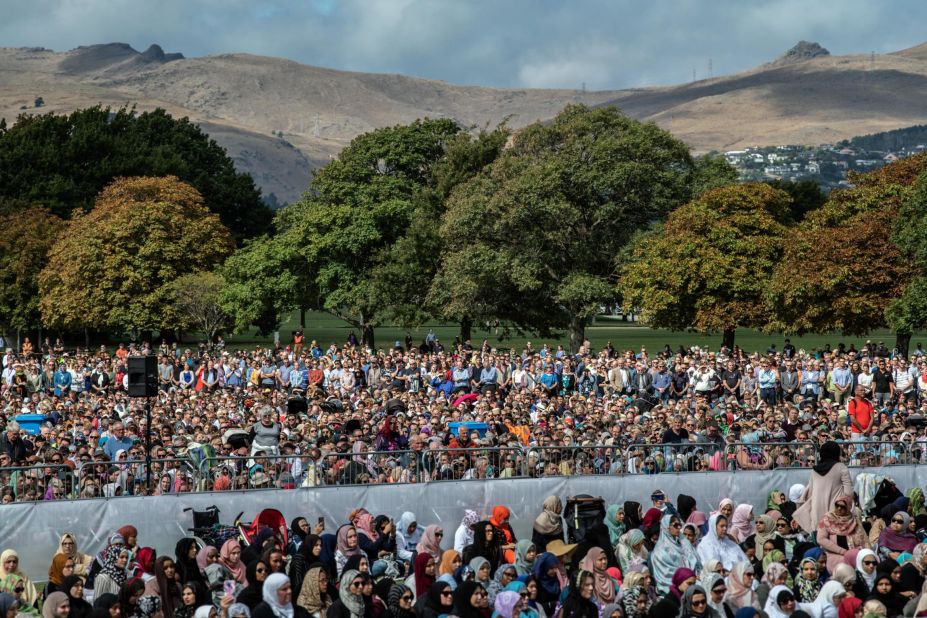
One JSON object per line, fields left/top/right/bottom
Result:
{"left": 222, "top": 310, "right": 921, "bottom": 354}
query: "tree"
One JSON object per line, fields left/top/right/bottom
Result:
{"left": 434, "top": 105, "right": 694, "bottom": 351}
{"left": 220, "top": 233, "right": 305, "bottom": 336}
{"left": 0, "top": 207, "right": 62, "bottom": 339}
{"left": 620, "top": 183, "right": 793, "bottom": 349}
{"left": 890, "top": 170, "right": 927, "bottom": 356}
{"left": 764, "top": 179, "right": 826, "bottom": 221}
{"left": 0, "top": 106, "right": 272, "bottom": 240}
{"left": 280, "top": 118, "right": 460, "bottom": 347}
{"left": 767, "top": 153, "right": 927, "bottom": 347}
{"left": 171, "top": 271, "right": 230, "bottom": 344}
{"left": 690, "top": 153, "right": 738, "bottom": 197}
{"left": 39, "top": 176, "right": 234, "bottom": 335}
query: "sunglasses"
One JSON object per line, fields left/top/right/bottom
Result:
{"left": 863, "top": 560, "right": 877, "bottom": 566}
{"left": 691, "top": 600, "right": 707, "bottom": 607}
{"left": 440, "top": 591, "right": 453, "bottom": 597}
{"left": 400, "top": 594, "right": 413, "bottom": 601}
{"left": 350, "top": 581, "right": 362, "bottom": 589}
{"left": 893, "top": 518, "right": 905, "bottom": 524}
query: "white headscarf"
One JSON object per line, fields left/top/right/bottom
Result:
{"left": 194, "top": 606, "right": 214, "bottom": 618}
{"left": 262, "top": 573, "right": 294, "bottom": 618}
{"left": 855, "top": 549, "right": 879, "bottom": 591}
{"left": 696, "top": 513, "right": 748, "bottom": 571}
{"left": 763, "top": 585, "right": 798, "bottom": 618}
{"left": 789, "top": 484, "right": 806, "bottom": 503}
{"left": 806, "top": 580, "right": 845, "bottom": 618}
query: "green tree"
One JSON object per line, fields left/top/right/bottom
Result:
{"left": 0, "top": 106, "right": 271, "bottom": 240}
{"left": 434, "top": 104, "right": 693, "bottom": 351}
{"left": 39, "top": 176, "right": 234, "bottom": 335}
{"left": 280, "top": 118, "right": 461, "bottom": 347}
{"left": 890, "top": 170, "right": 927, "bottom": 356}
{"left": 690, "top": 153, "right": 738, "bottom": 197}
{"left": 764, "top": 179, "right": 826, "bottom": 221}
{"left": 220, "top": 233, "right": 306, "bottom": 336}
{"left": 0, "top": 207, "right": 62, "bottom": 339}
{"left": 171, "top": 271, "right": 230, "bottom": 344}
{"left": 620, "top": 183, "right": 793, "bottom": 349}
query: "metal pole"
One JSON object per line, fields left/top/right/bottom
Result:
{"left": 145, "top": 397, "right": 152, "bottom": 494}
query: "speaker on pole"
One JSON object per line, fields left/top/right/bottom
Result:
{"left": 127, "top": 355, "right": 158, "bottom": 398}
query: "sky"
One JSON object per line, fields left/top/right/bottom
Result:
{"left": 2, "top": 0, "right": 927, "bottom": 91}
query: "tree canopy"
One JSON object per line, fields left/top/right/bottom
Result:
{"left": 620, "top": 183, "right": 793, "bottom": 348}
{"left": 39, "top": 176, "right": 234, "bottom": 335}
{"left": 0, "top": 106, "right": 272, "bottom": 240}
{"left": 433, "top": 104, "right": 694, "bottom": 350}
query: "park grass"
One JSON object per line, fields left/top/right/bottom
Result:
{"left": 222, "top": 310, "right": 920, "bottom": 354}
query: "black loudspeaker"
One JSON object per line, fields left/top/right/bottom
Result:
{"left": 127, "top": 355, "right": 158, "bottom": 398}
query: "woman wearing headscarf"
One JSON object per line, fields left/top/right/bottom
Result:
{"left": 794, "top": 556, "right": 824, "bottom": 604}
{"left": 92, "top": 545, "right": 129, "bottom": 600}
{"left": 616, "top": 529, "right": 647, "bottom": 575}
{"left": 408, "top": 554, "right": 435, "bottom": 600}
{"left": 289, "top": 519, "right": 310, "bottom": 556}
{"left": 492, "top": 590, "right": 521, "bottom": 618}
{"left": 219, "top": 540, "right": 248, "bottom": 586}
{"left": 329, "top": 571, "right": 365, "bottom": 618}
{"left": 175, "top": 539, "right": 206, "bottom": 590}
{"left": 144, "top": 555, "right": 181, "bottom": 618}
{"left": 296, "top": 566, "right": 331, "bottom": 618}
{"left": 485, "top": 565, "right": 517, "bottom": 607}
{"left": 335, "top": 526, "right": 364, "bottom": 579}
{"left": 463, "top": 521, "right": 504, "bottom": 573}
{"left": 416, "top": 527, "right": 443, "bottom": 563}
{"left": 489, "top": 506, "right": 517, "bottom": 564}
{"left": 729, "top": 505, "right": 755, "bottom": 544}
{"left": 838, "top": 596, "right": 863, "bottom": 618}
{"left": 697, "top": 514, "right": 748, "bottom": 572}
{"left": 602, "top": 505, "right": 625, "bottom": 550}
{"left": 762, "top": 585, "right": 809, "bottom": 618}
{"left": 700, "top": 573, "right": 730, "bottom": 618}
{"left": 866, "top": 572, "right": 905, "bottom": 617}
{"left": 678, "top": 584, "right": 717, "bottom": 618}
{"left": 46, "top": 554, "right": 76, "bottom": 597}
{"left": 385, "top": 584, "right": 414, "bottom": 618}
{"left": 794, "top": 441, "right": 854, "bottom": 535}
{"left": 532, "top": 498, "right": 564, "bottom": 553}
{"left": 396, "top": 513, "right": 422, "bottom": 565}
{"left": 512, "top": 542, "right": 535, "bottom": 578}
{"left": 0, "top": 593, "right": 19, "bottom": 618}
{"left": 0, "top": 550, "right": 37, "bottom": 609}
{"left": 414, "top": 581, "right": 453, "bottom": 618}
{"left": 456, "top": 511, "right": 479, "bottom": 554}
{"left": 452, "top": 580, "right": 488, "bottom": 618}
{"left": 878, "top": 512, "right": 919, "bottom": 560}
{"left": 650, "top": 568, "right": 696, "bottom": 617}
{"left": 854, "top": 549, "right": 880, "bottom": 599}
{"left": 757, "top": 559, "right": 789, "bottom": 609}
{"left": 555, "top": 571, "right": 597, "bottom": 618}
{"left": 803, "top": 580, "right": 845, "bottom": 618}
{"left": 236, "top": 561, "right": 270, "bottom": 611}
{"left": 724, "top": 563, "right": 759, "bottom": 614}
{"left": 650, "top": 514, "right": 699, "bottom": 595}
{"left": 750, "top": 515, "right": 777, "bottom": 563}
{"left": 55, "top": 534, "right": 94, "bottom": 578}
{"left": 576, "top": 548, "right": 615, "bottom": 605}
{"left": 60, "top": 575, "right": 91, "bottom": 618}
{"left": 289, "top": 535, "right": 322, "bottom": 601}
{"left": 43, "top": 591, "right": 71, "bottom": 618}
{"left": 253, "top": 573, "right": 305, "bottom": 618}
{"left": 531, "top": 554, "right": 563, "bottom": 617}
{"left": 350, "top": 509, "right": 395, "bottom": 564}
{"left": 818, "top": 496, "right": 870, "bottom": 574}
{"left": 623, "top": 502, "right": 642, "bottom": 532}
{"left": 909, "top": 489, "right": 926, "bottom": 517}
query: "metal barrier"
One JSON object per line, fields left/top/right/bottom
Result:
{"left": 0, "top": 464, "right": 77, "bottom": 501}
{"left": 837, "top": 440, "right": 913, "bottom": 467}
{"left": 722, "top": 441, "right": 817, "bottom": 471}
{"left": 524, "top": 445, "right": 624, "bottom": 477}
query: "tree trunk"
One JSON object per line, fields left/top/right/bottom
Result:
{"left": 299, "top": 305, "right": 307, "bottom": 331}
{"left": 895, "top": 331, "right": 912, "bottom": 359}
{"left": 721, "top": 328, "right": 735, "bottom": 351}
{"left": 460, "top": 316, "right": 472, "bottom": 344}
{"left": 569, "top": 315, "right": 586, "bottom": 353}
{"left": 84, "top": 328, "right": 89, "bottom": 350}
{"left": 360, "top": 310, "right": 375, "bottom": 349}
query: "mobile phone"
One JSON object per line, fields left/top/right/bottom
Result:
{"left": 223, "top": 580, "right": 236, "bottom": 598}
{"left": 318, "top": 516, "right": 325, "bottom": 527}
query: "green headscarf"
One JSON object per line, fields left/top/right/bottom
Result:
{"left": 604, "top": 504, "right": 626, "bottom": 545}
{"left": 908, "top": 488, "right": 925, "bottom": 516}
{"left": 767, "top": 490, "right": 786, "bottom": 513}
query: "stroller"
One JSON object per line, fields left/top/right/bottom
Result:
{"left": 564, "top": 495, "right": 606, "bottom": 544}
{"left": 239, "top": 508, "right": 288, "bottom": 549}
{"left": 185, "top": 505, "right": 244, "bottom": 548}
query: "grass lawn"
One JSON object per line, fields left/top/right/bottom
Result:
{"left": 222, "top": 310, "right": 921, "bottom": 354}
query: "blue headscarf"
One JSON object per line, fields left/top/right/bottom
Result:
{"left": 532, "top": 553, "right": 561, "bottom": 596}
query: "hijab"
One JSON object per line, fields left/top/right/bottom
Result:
{"left": 416, "top": 525, "right": 443, "bottom": 561}
{"left": 795, "top": 558, "right": 822, "bottom": 603}
{"left": 290, "top": 518, "right": 309, "bottom": 549}
{"left": 220, "top": 540, "right": 247, "bottom": 585}
{"left": 725, "top": 563, "right": 756, "bottom": 611}
{"left": 486, "top": 564, "right": 516, "bottom": 606}
{"left": 712, "top": 499, "right": 734, "bottom": 518}
{"left": 878, "top": 511, "right": 918, "bottom": 553}
{"left": 838, "top": 596, "right": 862, "bottom": 618}
{"left": 469, "top": 557, "right": 491, "bottom": 582}
{"left": 697, "top": 513, "right": 748, "bottom": 571}
{"left": 617, "top": 529, "right": 647, "bottom": 575}
{"left": 763, "top": 585, "right": 796, "bottom": 618}
{"left": 730, "top": 505, "right": 755, "bottom": 542}
{"left": 193, "top": 606, "right": 214, "bottom": 618}
{"left": 335, "top": 526, "right": 361, "bottom": 558}
{"left": 702, "top": 573, "right": 726, "bottom": 616}
{"left": 534, "top": 497, "right": 562, "bottom": 536}
{"left": 620, "top": 585, "right": 650, "bottom": 618}
{"left": 752, "top": 515, "right": 777, "bottom": 562}
{"left": 458, "top": 510, "right": 478, "bottom": 548}
{"left": 43, "top": 592, "right": 70, "bottom": 618}
{"left": 513, "top": 541, "right": 535, "bottom": 577}
{"left": 819, "top": 496, "right": 863, "bottom": 539}
{"left": 670, "top": 568, "right": 697, "bottom": 601}
{"left": 0, "top": 593, "right": 18, "bottom": 618}
{"left": 424, "top": 581, "right": 452, "bottom": 614}
{"left": 296, "top": 566, "right": 330, "bottom": 616}
{"left": 679, "top": 584, "right": 709, "bottom": 618}
{"left": 261, "top": 573, "right": 293, "bottom": 618}
{"left": 604, "top": 504, "right": 625, "bottom": 545}
{"left": 651, "top": 514, "right": 699, "bottom": 595}
{"left": 532, "top": 553, "right": 561, "bottom": 597}
{"left": 493, "top": 590, "right": 520, "bottom": 618}
{"left": 48, "top": 554, "right": 72, "bottom": 587}
{"left": 99, "top": 545, "right": 129, "bottom": 588}
{"left": 439, "top": 550, "right": 461, "bottom": 577}
{"left": 814, "top": 441, "right": 842, "bottom": 476}
{"left": 0, "top": 549, "right": 37, "bottom": 606}
{"left": 413, "top": 553, "right": 436, "bottom": 598}
{"left": 350, "top": 509, "right": 378, "bottom": 541}
{"left": 855, "top": 549, "right": 878, "bottom": 591}
{"left": 387, "top": 584, "right": 415, "bottom": 618}
{"left": 623, "top": 501, "right": 642, "bottom": 530}
{"left": 453, "top": 581, "right": 485, "bottom": 618}
{"left": 578, "top": 547, "right": 615, "bottom": 603}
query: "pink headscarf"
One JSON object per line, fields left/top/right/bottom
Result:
{"left": 730, "top": 504, "right": 755, "bottom": 542}
{"left": 219, "top": 539, "right": 246, "bottom": 584}
{"left": 351, "top": 508, "right": 379, "bottom": 540}
{"left": 416, "top": 525, "right": 443, "bottom": 561}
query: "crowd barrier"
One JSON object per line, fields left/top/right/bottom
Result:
{"left": 4, "top": 465, "right": 926, "bottom": 586}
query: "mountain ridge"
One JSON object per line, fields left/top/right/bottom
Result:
{"left": 2, "top": 40, "right": 927, "bottom": 203}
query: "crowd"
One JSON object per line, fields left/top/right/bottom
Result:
{"left": 2, "top": 334, "right": 927, "bottom": 499}
{"left": 4, "top": 440, "right": 927, "bottom": 617}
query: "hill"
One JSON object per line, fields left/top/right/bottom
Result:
{"left": 3, "top": 40, "right": 927, "bottom": 202}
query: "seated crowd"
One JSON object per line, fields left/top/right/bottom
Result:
{"left": 3, "top": 443, "right": 927, "bottom": 618}
{"left": 2, "top": 335, "right": 927, "bottom": 499}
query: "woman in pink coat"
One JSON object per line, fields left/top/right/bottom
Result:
{"left": 816, "top": 495, "right": 869, "bottom": 573}
{"left": 793, "top": 441, "right": 853, "bottom": 534}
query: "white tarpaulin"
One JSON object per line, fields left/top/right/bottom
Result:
{"left": 1, "top": 466, "right": 919, "bottom": 582}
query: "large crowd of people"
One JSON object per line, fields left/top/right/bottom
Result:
{"left": 3, "top": 441, "right": 927, "bottom": 618}
{"left": 3, "top": 334, "right": 927, "bottom": 499}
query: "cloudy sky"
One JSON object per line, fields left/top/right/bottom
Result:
{"left": 3, "top": 0, "right": 926, "bottom": 90}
